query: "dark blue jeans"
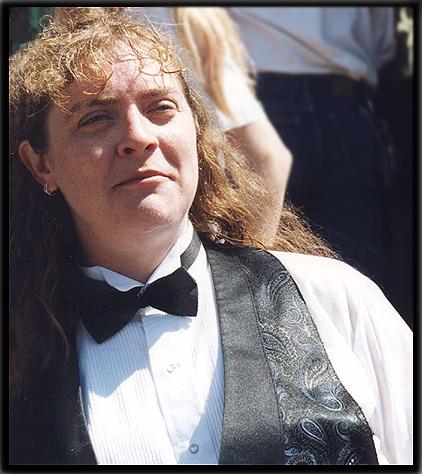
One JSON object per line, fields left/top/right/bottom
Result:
{"left": 257, "top": 73, "right": 395, "bottom": 290}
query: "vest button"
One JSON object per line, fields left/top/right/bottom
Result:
{"left": 189, "top": 443, "right": 199, "bottom": 454}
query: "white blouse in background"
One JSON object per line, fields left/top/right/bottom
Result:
{"left": 228, "top": 7, "right": 396, "bottom": 86}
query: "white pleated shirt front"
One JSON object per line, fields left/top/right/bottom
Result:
{"left": 76, "top": 224, "right": 412, "bottom": 465}
{"left": 77, "top": 224, "right": 224, "bottom": 464}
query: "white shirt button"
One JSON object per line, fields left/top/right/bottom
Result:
{"left": 189, "top": 443, "right": 199, "bottom": 454}
{"left": 166, "top": 363, "right": 179, "bottom": 373}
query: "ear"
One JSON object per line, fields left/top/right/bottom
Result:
{"left": 18, "top": 140, "right": 58, "bottom": 192}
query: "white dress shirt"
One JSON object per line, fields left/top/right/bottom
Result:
{"left": 77, "top": 222, "right": 224, "bottom": 464}
{"left": 77, "top": 223, "right": 412, "bottom": 465}
{"left": 229, "top": 7, "right": 396, "bottom": 86}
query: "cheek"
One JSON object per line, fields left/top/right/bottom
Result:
{"left": 180, "top": 118, "right": 199, "bottom": 172}
{"left": 166, "top": 121, "right": 198, "bottom": 176}
{"left": 48, "top": 156, "right": 106, "bottom": 212}
{"left": 48, "top": 141, "right": 106, "bottom": 184}
{"left": 180, "top": 139, "right": 199, "bottom": 188}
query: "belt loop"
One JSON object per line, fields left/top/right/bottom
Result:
{"left": 331, "top": 75, "right": 354, "bottom": 97}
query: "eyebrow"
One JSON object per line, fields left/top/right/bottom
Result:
{"left": 68, "top": 87, "right": 180, "bottom": 114}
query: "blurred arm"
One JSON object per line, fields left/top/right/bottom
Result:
{"left": 226, "top": 118, "right": 293, "bottom": 243}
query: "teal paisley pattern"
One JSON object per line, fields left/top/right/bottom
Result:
{"left": 238, "top": 248, "right": 379, "bottom": 465}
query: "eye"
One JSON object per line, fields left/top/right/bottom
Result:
{"left": 78, "top": 113, "right": 113, "bottom": 128}
{"left": 148, "top": 100, "right": 178, "bottom": 114}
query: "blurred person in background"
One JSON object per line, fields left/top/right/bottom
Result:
{"left": 229, "top": 7, "right": 398, "bottom": 308}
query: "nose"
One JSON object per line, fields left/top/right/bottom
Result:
{"left": 116, "top": 108, "right": 159, "bottom": 159}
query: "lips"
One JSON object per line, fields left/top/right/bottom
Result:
{"left": 114, "top": 170, "right": 170, "bottom": 188}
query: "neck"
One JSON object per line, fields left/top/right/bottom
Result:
{"left": 77, "top": 220, "right": 190, "bottom": 283}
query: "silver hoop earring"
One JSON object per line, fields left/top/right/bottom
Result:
{"left": 43, "top": 183, "right": 56, "bottom": 196}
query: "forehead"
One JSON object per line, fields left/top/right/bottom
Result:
{"left": 62, "top": 42, "right": 185, "bottom": 110}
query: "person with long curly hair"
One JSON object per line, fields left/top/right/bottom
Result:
{"left": 9, "top": 7, "right": 411, "bottom": 466}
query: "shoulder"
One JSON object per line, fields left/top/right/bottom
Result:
{"left": 217, "top": 57, "right": 265, "bottom": 131}
{"left": 268, "top": 249, "right": 380, "bottom": 306}
{"left": 265, "top": 253, "right": 412, "bottom": 465}
{"left": 269, "top": 250, "right": 372, "bottom": 291}
{"left": 267, "top": 250, "right": 410, "bottom": 344}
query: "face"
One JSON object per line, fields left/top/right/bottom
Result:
{"left": 38, "top": 42, "right": 198, "bottom": 247}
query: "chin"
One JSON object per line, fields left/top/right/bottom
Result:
{"left": 114, "top": 192, "right": 192, "bottom": 233}
{"left": 125, "top": 205, "right": 185, "bottom": 235}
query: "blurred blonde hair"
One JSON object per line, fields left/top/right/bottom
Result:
{"left": 172, "top": 7, "right": 255, "bottom": 120}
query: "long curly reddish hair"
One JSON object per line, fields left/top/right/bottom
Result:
{"left": 9, "top": 7, "right": 334, "bottom": 401}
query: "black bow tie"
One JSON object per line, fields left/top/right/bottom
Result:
{"left": 76, "top": 231, "right": 201, "bottom": 343}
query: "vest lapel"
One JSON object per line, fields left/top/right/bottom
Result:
{"left": 55, "top": 340, "right": 97, "bottom": 464}
{"left": 204, "top": 239, "right": 378, "bottom": 465}
{"left": 206, "top": 243, "right": 285, "bottom": 464}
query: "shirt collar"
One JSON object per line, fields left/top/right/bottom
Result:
{"left": 82, "top": 220, "right": 194, "bottom": 292}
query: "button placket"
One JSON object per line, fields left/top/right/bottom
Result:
{"left": 141, "top": 300, "right": 219, "bottom": 463}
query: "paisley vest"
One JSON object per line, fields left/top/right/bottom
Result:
{"left": 10, "top": 239, "right": 378, "bottom": 465}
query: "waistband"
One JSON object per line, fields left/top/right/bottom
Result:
{"left": 256, "top": 73, "right": 373, "bottom": 101}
